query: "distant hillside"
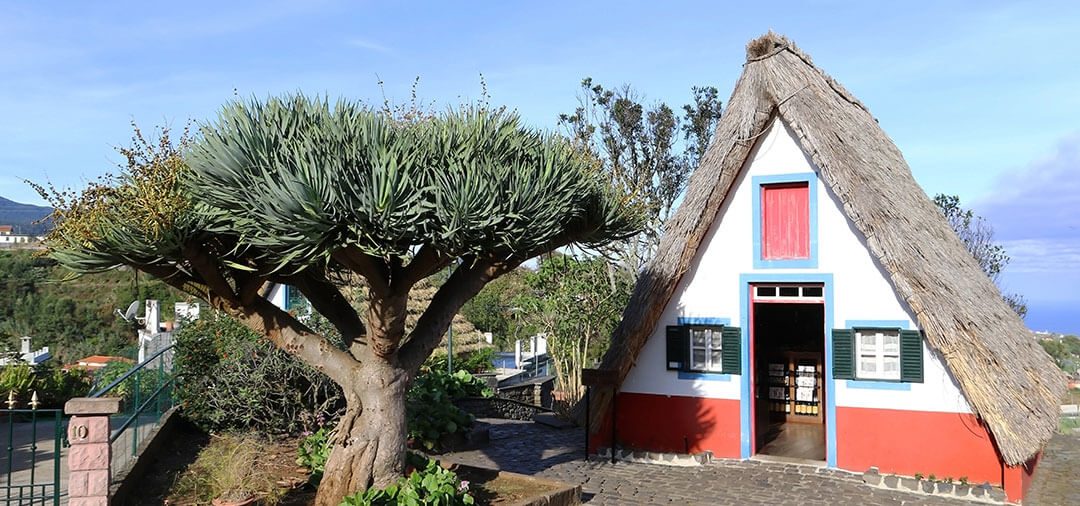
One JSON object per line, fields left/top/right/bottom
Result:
{"left": 0, "top": 196, "right": 52, "bottom": 235}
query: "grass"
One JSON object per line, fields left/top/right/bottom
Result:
{"left": 1059, "top": 416, "right": 1080, "bottom": 434}
{"left": 167, "top": 433, "right": 291, "bottom": 505}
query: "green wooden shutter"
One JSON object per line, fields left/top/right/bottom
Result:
{"left": 832, "top": 329, "right": 855, "bottom": 380}
{"left": 666, "top": 325, "right": 688, "bottom": 371}
{"left": 900, "top": 329, "right": 924, "bottom": 383}
{"left": 721, "top": 326, "right": 742, "bottom": 375}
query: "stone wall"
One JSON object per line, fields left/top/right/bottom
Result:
{"left": 456, "top": 397, "right": 551, "bottom": 421}
{"left": 497, "top": 375, "right": 555, "bottom": 408}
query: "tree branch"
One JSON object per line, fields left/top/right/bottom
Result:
{"left": 290, "top": 271, "right": 372, "bottom": 361}
{"left": 182, "top": 242, "right": 240, "bottom": 305}
{"left": 235, "top": 296, "right": 360, "bottom": 386}
{"left": 400, "top": 245, "right": 450, "bottom": 287}
{"left": 236, "top": 272, "right": 268, "bottom": 306}
{"left": 139, "top": 262, "right": 209, "bottom": 301}
{"left": 332, "top": 246, "right": 391, "bottom": 297}
{"left": 399, "top": 258, "right": 519, "bottom": 371}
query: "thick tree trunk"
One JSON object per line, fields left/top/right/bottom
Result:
{"left": 314, "top": 361, "right": 410, "bottom": 506}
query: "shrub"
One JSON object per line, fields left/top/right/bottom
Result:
{"left": 174, "top": 312, "right": 343, "bottom": 434}
{"left": 340, "top": 454, "right": 474, "bottom": 506}
{"left": 297, "top": 426, "right": 334, "bottom": 485}
{"left": 169, "top": 433, "right": 286, "bottom": 505}
{"left": 0, "top": 362, "right": 91, "bottom": 409}
{"left": 90, "top": 359, "right": 158, "bottom": 400}
{"left": 425, "top": 348, "right": 496, "bottom": 374}
{"left": 406, "top": 370, "right": 491, "bottom": 451}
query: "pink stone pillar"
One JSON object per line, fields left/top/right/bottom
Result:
{"left": 65, "top": 398, "right": 121, "bottom": 506}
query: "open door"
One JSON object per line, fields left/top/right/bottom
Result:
{"left": 751, "top": 284, "right": 826, "bottom": 462}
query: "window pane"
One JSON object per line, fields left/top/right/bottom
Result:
{"left": 859, "top": 358, "right": 877, "bottom": 373}
{"left": 802, "top": 286, "right": 823, "bottom": 297}
{"left": 692, "top": 330, "right": 707, "bottom": 347}
{"left": 778, "top": 286, "right": 799, "bottom": 297}
{"left": 692, "top": 350, "right": 707, "bottom": 370}
{"left": 858, "top": 334, "right": 877, "bottom": 352}
{"left": 710, "top": 349, "right": 722, "bottom": 370}
{"left": 757, "top": 286, "right": 777, "bottom": 297}
{"left": 883, "top": 356, "right": 901, "bottom": 379}
{"left": 882, "top": 332, "right": 900, "bottom": 353}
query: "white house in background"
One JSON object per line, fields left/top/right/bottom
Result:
{"left": 174, "top": 302, "right": 201, "bottom": 329}
{"left": 0, "top": 225, "right": 32, "bottom": 246}
{"left": 0, "top": 336, "right": 51, "bottom": 366}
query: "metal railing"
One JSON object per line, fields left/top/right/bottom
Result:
{"left": 89, "top": 343, "right": 176, "bottom": 474}
{"left": 2, "top": 393, "right": 62, "bottom": 505}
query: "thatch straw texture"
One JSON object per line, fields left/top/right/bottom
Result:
{"left": 406, "top": 280, "right": 491, "bottom": 354}
{"left": 592, "top": 32, "right": 1065, "bottom": 465}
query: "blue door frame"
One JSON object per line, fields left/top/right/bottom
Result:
{"left": 739, "top": 273, "right": 836, "bottom": 467}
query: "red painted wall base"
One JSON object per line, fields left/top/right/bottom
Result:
{"left": 590, "top": 392, "right": 740, "bottom": 458}
{"left": 836, "top": 406, "right": 1037, "bottom": 503}
{"left": 590, "top": 396, "right": 1038, "bottom": 503}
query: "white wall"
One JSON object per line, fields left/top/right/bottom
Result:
{"left": 621, "top": 118, "right": 970, "bottom": 414}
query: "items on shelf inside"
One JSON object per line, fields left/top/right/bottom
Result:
{"left": 762, "top": 352, "right": 822, "bottom": 422}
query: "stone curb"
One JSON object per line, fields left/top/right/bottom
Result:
{"left": 861, "top": 467, "right": 1008, "bottom": 504}
{"left": 595, "top": 447, "right": 713, "bottom": 467}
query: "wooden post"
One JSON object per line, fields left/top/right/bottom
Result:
{"left": 581, "top": 368, "right": 618, "bottom": 463}
{"left": 65, "top": 398, "right": 121, "bottom": 506}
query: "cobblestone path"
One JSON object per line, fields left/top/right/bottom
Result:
{"left": 444, "top": 419, "right": 985, "bottom": 505}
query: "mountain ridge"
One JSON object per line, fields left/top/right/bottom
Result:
{"left": 0, "top": 196, "right": 52, "bottom": 235}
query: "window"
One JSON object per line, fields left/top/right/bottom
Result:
{"left": 690, "top": 327, "right": 723, "bottom": 372}
{"left": 753, "top": 284, "right": 824, "bottom": 301}
{"left": 667, "top": 324, "right": 742, "bottom": 374}
{"left": 761, "top": 182, "right": 810, "bottom": 260}
{"left": 855, "top": 329, "right": 901, "bottom": 380}
{"left": 832, "top": 327, "right": 923, "bottom": 383}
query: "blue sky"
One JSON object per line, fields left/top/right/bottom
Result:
{"left": 1, "top": 1, "right": 1077, "bottom": 332}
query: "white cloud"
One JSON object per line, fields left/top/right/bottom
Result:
{"left": 345, "top": 37, "right": 392, "bottom": 54}
{"left": 976, "top": 133, "right": 1080, "bottom": 242}
{"left": 998, "top": 239, "right": 1080, "bottom": 274}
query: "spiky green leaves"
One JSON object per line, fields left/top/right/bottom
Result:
{"left": 35, "top": 126, "right": 197, "bottom": 274}
{"left": 187, "top": 95, "right": 642, "bottom": 271}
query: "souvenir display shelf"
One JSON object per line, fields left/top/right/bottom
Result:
{"left": 763, "top": 351, "right": 823, "bottom": 424}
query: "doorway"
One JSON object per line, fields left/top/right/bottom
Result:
{"left": 751, "top": 285, "right": 826, "bottom": 462}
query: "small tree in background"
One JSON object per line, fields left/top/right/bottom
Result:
{"left": 559, "top": 79, "right": 723, "bottom": 275}
{"left": 35, "top": 96, "right": 642, "bottom": 504}
{"left": 520, "top": 254, "right": 632, "bottom": 409}
{"left": 933, "top": 194, "right": 1027, "bottom": 318}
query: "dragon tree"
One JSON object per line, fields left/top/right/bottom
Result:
{"left": 38, "top": 96, "right": 642, "bottom": 504}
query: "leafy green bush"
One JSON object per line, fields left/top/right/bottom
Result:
{"left": 340, "top": 455, "right": 474, "bottom": 506}
{"left": 406, "top": 370, "right": 491, "bottom": 451}
{"left": 0, "top": 362, "right": 91, "bottom": 409}
{"left": 90, "top": 359, "right": 159, "bottom": 401}
{"left": 424, "top": 348, "right": 495, "bottom": 374}
{"left": 297, "top": 426, "right": 334, "bottom": 485}
{"left": 174, "top": 312, "right": 343, "bottom": 433}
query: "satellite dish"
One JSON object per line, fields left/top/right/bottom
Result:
{"left": 115, "top": 300, "right": 140, "bottom": 323}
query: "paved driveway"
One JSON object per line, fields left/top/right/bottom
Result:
{"left": 444, "top": 419, "right": 984, "bottom": 505}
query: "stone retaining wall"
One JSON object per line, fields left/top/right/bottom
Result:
{"left": 456, "top": 396, "right": 551, "bottom": 421}
{"left": 496, "top": 375, "right": 555, "bottom": 408}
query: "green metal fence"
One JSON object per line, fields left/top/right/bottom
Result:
{"left": 89, "top": 343, "right": 176, "bottom": 475}
{"left": 1, "top": 393, "right": 62, "bottom": 506}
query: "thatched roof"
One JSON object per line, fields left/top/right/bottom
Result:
{"left": 592, "top": 32, "right": 1065, "bottom": 465}
{"left": 405, "top": 280, "right": 491, "bottom": 355}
